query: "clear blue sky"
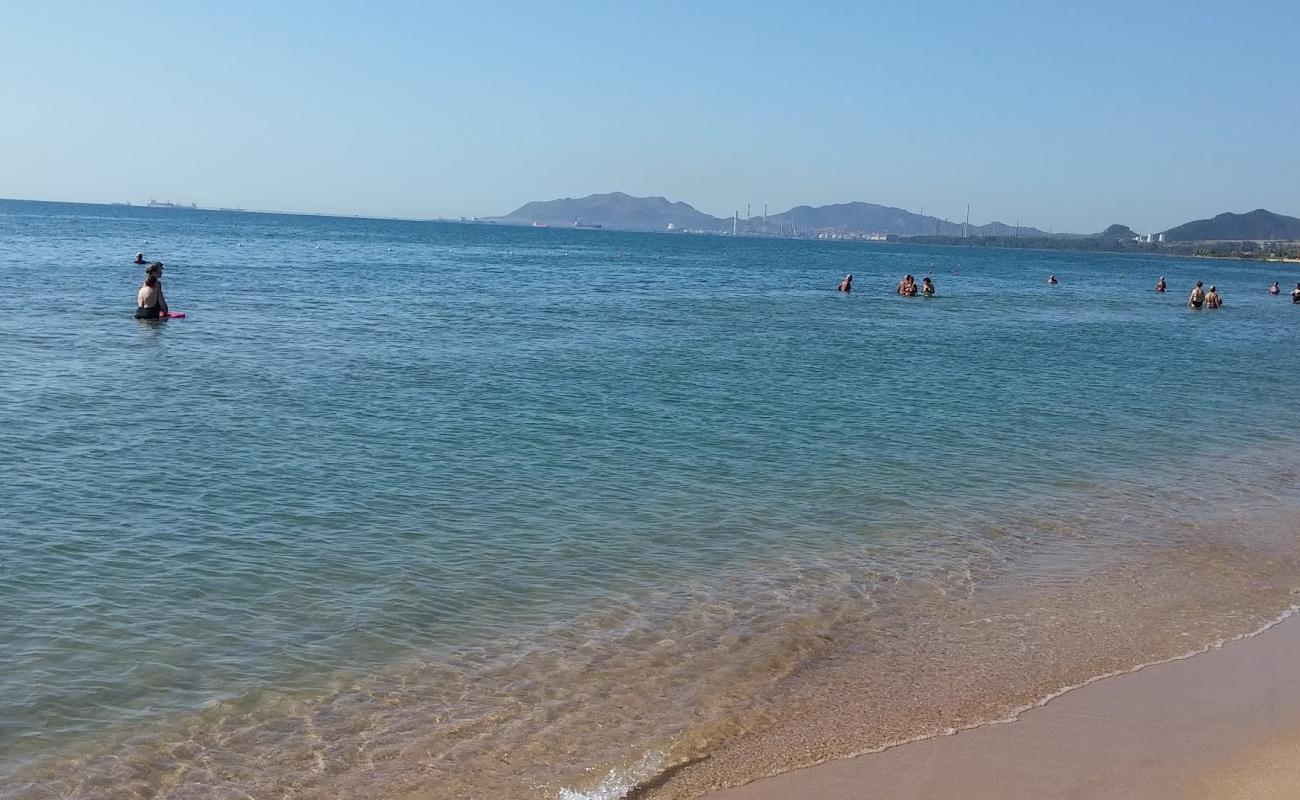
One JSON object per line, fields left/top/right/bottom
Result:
{"left": 2, "top": 1, "right": 1296, "bottom": 232}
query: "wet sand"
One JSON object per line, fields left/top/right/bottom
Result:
{"left": 705, "top": 611, "right": 1300, "bottom": 800}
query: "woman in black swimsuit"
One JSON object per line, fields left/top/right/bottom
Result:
{"left": 135, "top": 274, "right": 162, "bottom": 319}
{"left": 135, "top": 262, "right": 168, "bottom": 318}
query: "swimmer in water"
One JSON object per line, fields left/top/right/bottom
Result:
{"left": 135, "top": 274, "right": 162, "bottom": 319}
{"left": 1205, "top": 285, "right": 1223, "bottom": 309}
{"left": 921, "top": 276, "right": 935, "bottom": 296}
{"left": 837, "top": 273, "right": 853, "bottom": 293}
{"left": 134, "top": 252, "right": 146, "bottom": 265}
{"left": 1293, "top": 283, "right": 1300, "bottom": 304}
{"left": 1188, "top": 281, "right": 1206, "bottom": 309}
{"left": 1156, "top": 276, "right": 1167, "bottom": 293}
{"left": 1048, "top": 274, "right": 1058, "bottom": 285}
{"left": 897, "top": 274, "right": 918, "bottom": 297}
{"left": 1269, "top": 281, "right": 1281, "bottom": 295}
{"left": 142, "top": 262, "right": 168, "bottom": 316}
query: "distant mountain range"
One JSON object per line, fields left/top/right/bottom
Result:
{"left": 494, "top": 193, "right": 1047, "bottom": 236}
{"left": 1160, "top": 209, "right": 1300, "bottom": 242}
{"left": 492, "top": 193, "right": 1300, "bottom": 242}
{"left": 762, "top": 202, "right": 1050, "bottom": 238}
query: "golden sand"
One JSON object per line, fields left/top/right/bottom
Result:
{"left": 702, "top": 609, "right": 1300, "bottom": 800}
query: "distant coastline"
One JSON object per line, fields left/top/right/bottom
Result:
{"left": 489, "top": 192, "right": 1300, "bottom": 250}
{"left": 884, "top": 234, "right": 1300, "bottom": 263}
{"left": 5, "top": 196, "right": 1299, "bottom": 264}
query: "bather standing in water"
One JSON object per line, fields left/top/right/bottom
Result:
{"left": 1269, "top": 281, "right": 1281, "bottom": 295}
{"left": 135, "top": 274, "right": 162, "bottom": 319}
{"left": 1155, "top": 276, "right": 1167, "bottom": 292}
{"left": 897, "top": 274, "right": 918, "bottom": 296}
{"left": 142, "top": 262, "right": 168, "bottom": 316}
{"left": 1048, "top": 274, "right": 1058, "bottom": 285}
{"left": 134, "top": 252, "right": 146, "bottom": 265}
{"left": 1188, "top": 281, "right": 1206, "bottom": 309}
{"left": 837, "top": 273, "right": 853, "bottom": 293}
{"left": 1204, "top": 285, "right": 1223, "bottom": 309}
{"left": 921, "top": 276, "right": 935, "bottom": 296}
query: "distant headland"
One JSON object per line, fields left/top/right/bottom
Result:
{"left": 484, "top": 193, "right": 1300, "bottom": 261}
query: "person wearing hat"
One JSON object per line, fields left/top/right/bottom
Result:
{"left": 1204, "top": 285, "right": 1223, "bottom": 309}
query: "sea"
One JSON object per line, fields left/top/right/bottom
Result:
{"left": 1, "top": 198, "right": 1298, "bottom": 799}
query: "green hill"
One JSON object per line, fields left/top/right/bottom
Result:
{"left": 1162, "top": 209, "right": 1300, "bottom": 241}
{"left": 497, "top": 192, "right": 726, "bottom": 231}
{"left": 1096, "top": 224, "right": 1138, "bottom": 239}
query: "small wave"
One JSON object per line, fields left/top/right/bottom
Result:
{"left": 557, "top": 751, "right": 665, "bottom": 800}
{"left": 569, "top": 600, "right": 1300, "bottom": 799}
{"left": 1018, "top": 602, "right": 1300, "bottom": 714}
{"left": 813, "top": 601, "right": 1300, "bottom": 768}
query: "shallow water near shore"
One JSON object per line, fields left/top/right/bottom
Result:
{"left": 2, "top": 199, "right": 1299, "bottom": 799}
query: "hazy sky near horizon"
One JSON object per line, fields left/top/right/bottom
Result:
{"left": 2, "top": 1, "right": 1296, "bottom": 232}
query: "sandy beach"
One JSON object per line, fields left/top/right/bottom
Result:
{"left": 704, "top": 610, "right": 1300, "bottom": 800}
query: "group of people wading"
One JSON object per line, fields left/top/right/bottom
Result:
{"left": 836, "top": 273, "right": 935, "bottom": 296}
{"left": 1183, "top": 280, "right": 1223, "bottom": 309}
{"left": 837, "top": 269, "right": 1298, "bottom": 309}
{"left": 1162, "top": 276, "right": 1300, "bottom": 309}
{"left": 1267, "top": 280, "right": 1300, "bottom": 304}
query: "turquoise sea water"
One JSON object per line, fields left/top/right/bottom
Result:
{"left": 2, "top": 199, "right": 1299, "bottom": 798}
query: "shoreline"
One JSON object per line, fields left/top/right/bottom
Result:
{"left": 702, "top": 602, "right": 1300, "bottom": 800}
